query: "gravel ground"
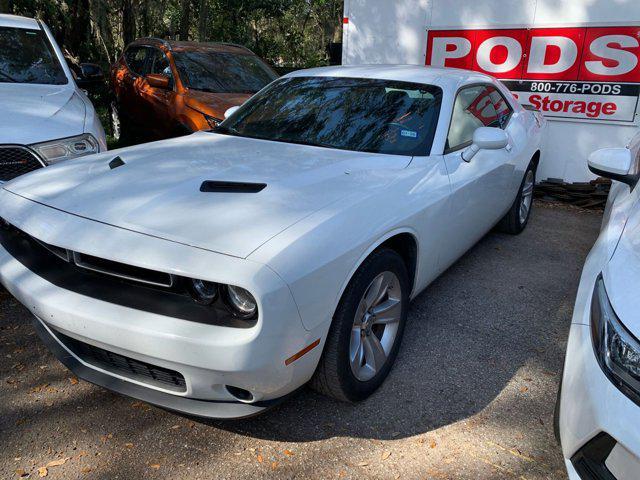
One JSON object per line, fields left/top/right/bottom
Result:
{"left": 0, "top": 201, "right": 602, "bottom": 479}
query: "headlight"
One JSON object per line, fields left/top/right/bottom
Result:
{"left": 225, "top": 285, "right": 257, "bottom": 319}
{"left": 30, "top": 134, "right": 99, "bottom": 164}
{"left": 204, "top": 114, "right": 222, "bottom": 129}
{"left": 188, "top": 279, "right": 218, "bottom": 305}
{"left": 591, "top": 275, "right": 640, "bottom": 406}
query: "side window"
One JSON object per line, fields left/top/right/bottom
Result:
{"left": 124, "top": 47, "right": 149, "bottom": 75}
{"left": 446, "top": 85, "right": 499, "bottom": 152}
{"left": 488, "top": 87, "right": 513, "bottom": 128}
{"left": 149, "top": 49, "right": 172, "bottom": 78}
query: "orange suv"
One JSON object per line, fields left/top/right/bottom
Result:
{"left": 110, "top": 39, "right": 278, "bottom": 141}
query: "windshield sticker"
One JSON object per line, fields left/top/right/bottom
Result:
{"left": 400, "top": 130, "right": 418, "bottom": 139}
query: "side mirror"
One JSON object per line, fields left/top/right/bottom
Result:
{"left": 145, "top": 73, "right": 170, "bottom": 89}
{"left": 76, "top": 63, "right": 104, "bottom": 89}
{"left": 588, "top": 147, "right": 637, "bottom": 188}
{"left": 224, "top": 105, "right": 241, "bottom": 119}
{"left": 462, "top": 127, "right": 509, "bottom": 162}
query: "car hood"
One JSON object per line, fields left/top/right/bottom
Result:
{"left": 184, "top": 91, "right": 252, "bottom": 119}
{"left": 0, "top": 83, "right": 86, "bottom": 145}
{"left": 3, "top": 132, "right": 409, "bottom": 258}
{"left": 604, "top": 205, "right": 640, "bottom": 339}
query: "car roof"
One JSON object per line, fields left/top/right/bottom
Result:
{"left": 0, "top": 14, "right": 40, "bottom": 30}
{"left": 284, "top": 64, "right": 497, "bottom": 91}
{"left": 131, "top": 38, "right": 253, "bottom": 55}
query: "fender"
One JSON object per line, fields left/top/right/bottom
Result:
{"left": 331, "top": 226, "right": 421, "bottom": 315}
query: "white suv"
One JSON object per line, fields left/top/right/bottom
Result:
{"left": 0, "top": 14, "right": 106, "bottom": 183}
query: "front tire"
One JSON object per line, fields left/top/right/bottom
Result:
{"left": 497, "top": 162, "right": 536, "bottom": 234}
{"left": 311, "top": 248, "right": 409, "bottom": 402}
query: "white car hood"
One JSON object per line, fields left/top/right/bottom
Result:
{"left": 604, "top": 204, "right": 640, "bottom": 338}
{"left": 3, "top": 132, "right": 409, "bottom": 258}
{"left": 0, "top": 83, "right": 85, "bottom": 145}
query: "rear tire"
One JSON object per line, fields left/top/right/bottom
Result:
{"left": 497, "top": 161, "right": 536, "bottom": 234}
{"left": 311, "top": 248, "right": 409, "bottom": 402}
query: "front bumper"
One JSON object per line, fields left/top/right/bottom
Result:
{"left": 33, "top": 316, "right": 285, "bottom": 419}
{"left": 0, "top": 191, "right": 325, "bottom": 418}
{"left": 559, "top": 323, "right": 640, "bottom": 479}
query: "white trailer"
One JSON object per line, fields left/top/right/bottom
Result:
{"left": 341, "top": 0, "right": 640, "bottom": 183}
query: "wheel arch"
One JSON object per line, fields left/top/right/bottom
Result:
{"left": 531, "top": 150, "right": 541, "bottom": 170}
{"left": 334, "top": 228, "right": 420, "bottom": 315}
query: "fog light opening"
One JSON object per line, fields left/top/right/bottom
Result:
{"left": 226, "top": 385, "right": 254, "bottom": 403}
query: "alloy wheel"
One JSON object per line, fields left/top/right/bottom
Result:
{"left": 349, "top": 271, "right": 402, "bottom": 381}
{"left": 519, "top": 169, "right": 534, "bottom": 225}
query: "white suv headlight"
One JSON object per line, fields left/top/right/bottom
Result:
{"left": 30, "top": 134, "right": 99, "bottom": 165}
{"left": 591, "top": 275, "right": 640, "bottom": 406}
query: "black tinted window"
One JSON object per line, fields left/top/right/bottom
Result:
{"left": 124, "top": 47, "right": 149, "bottom": 75}
{"left": 149, "top": 48, "right": 171, "bottom": 77}
{"left": 488, "top": 87, "right": 513, "bottom": 128}
{"left": 0, "top": 27, "right": 67, "bottom": 85}
{"left": 174, "top": 51, "right": 277, "bottom": 94}
{"left": 447, "top": 85, "right": 500, "bottom": 152}
{"left": 220, "top": 77, "right": 442, "bottom": 156}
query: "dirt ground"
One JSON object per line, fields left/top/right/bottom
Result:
{"left": 0, "top": 202, "right": 602, "bottom": 479}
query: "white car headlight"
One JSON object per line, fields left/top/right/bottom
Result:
{"left": 591, "top": 275, "right": 640, "bottom": 405}
{"left": 30, "top": 134, "right": 99, "bottom": 165}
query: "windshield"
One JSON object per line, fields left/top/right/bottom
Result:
{"left": 0, "top": 27, "right": 67, "bottom": 85}
{"left": 218, "top": 76, "right": 442, "bottom": 156}
{"left": 174, "top": 50, "right": 278, "bottom": 94}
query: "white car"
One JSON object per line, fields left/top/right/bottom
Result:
{"left": 0, "top": 14, "right": 107, "bottom": 183}
{"left": 557, "top": 132, "right": 640, "bottom": 479}
{"left": 0, "top": 65, "right": 544, "bottom": 418}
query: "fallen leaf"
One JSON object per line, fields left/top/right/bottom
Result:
{"left": 124, "top": 443, "right": 134, "bottom": 448}
{"left": 283, "top": 449, "right": 294, "bottom": 456}
{"left": 520, "top": 386, "right": 529, "bottom": 393}
{"left": 381, "top": 451, "right": 391, "bottom": 460}
{"left": 15, "top": 469, "right": 27, "bottom": 478}
{"left": 256, "top": 454, "right": 264, "bottom": 463}
{"left": 357, "top": 461, "right": 369, "bottom": 467}
{"left": 150, "top": 464, "right": 160, "bottom": 469}
{"left": 38, "top": 467, "right": 48, "bottom": 477}
{"left": 271, "top": 462, "right": 278, "bottom": 470}
{"left": 81, "top": 467, "right": 91, "bottom": 473}
{"left": 429, "top": 440, "right": 437, "bottom": 449}
{"left": 171, "top": 425, "right": 180, "bottom": 430}
{"left": 69, "top": 377, "right": 79, "bottom": 385}
{"left": 46, "top": 457, "right": 69, "bottom": 467}
{"left": 187, "top": 421, "right": 195, "bottom": 428}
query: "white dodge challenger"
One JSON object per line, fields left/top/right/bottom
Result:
{"left": 0, "top": 66, "right": 544, "bottom": 418}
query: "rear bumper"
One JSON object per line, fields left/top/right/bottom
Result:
{"left": 33, "top": 316, "right": 287, "bottom": 419}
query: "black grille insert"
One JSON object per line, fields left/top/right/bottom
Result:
{"left": 72, "top": 251, "right": 174, "bottom": 287}
{"left": 0, "top": 146, "right": 45, "bottom": 181}
{"left": 53, "top": 329, "right": 187, "bottom": 392}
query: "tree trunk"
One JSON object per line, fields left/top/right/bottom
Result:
{"left": 197, "top": 0, "right": 208, "bottom": 41}
{"left": 178, "top": 0, "right": 191, "bottom": 40}
{"left": 0, "top": 0, "right": 12, "bottom": 13}
{"left": 122, "top": 0, "right": 136, "bottom": 46}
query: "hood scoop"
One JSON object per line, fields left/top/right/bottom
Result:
{"left": 200, "top": 180, "right": 266, "bottom": 193}
{"left": 109, "top": 156, "right": 125, "bottom": 170}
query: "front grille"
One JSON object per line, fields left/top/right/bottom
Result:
{"left": 72, "top": 251, "right": 174, "bottom": 287}
{"left": 0, "top": 146, "right": 45, "bottom": 182}
{"left": 53, "top": 329, "right": 187, "bottom": 392}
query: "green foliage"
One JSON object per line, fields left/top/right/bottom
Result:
{"left": 2, "top": 0, "right": 343, "bottom": 69}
